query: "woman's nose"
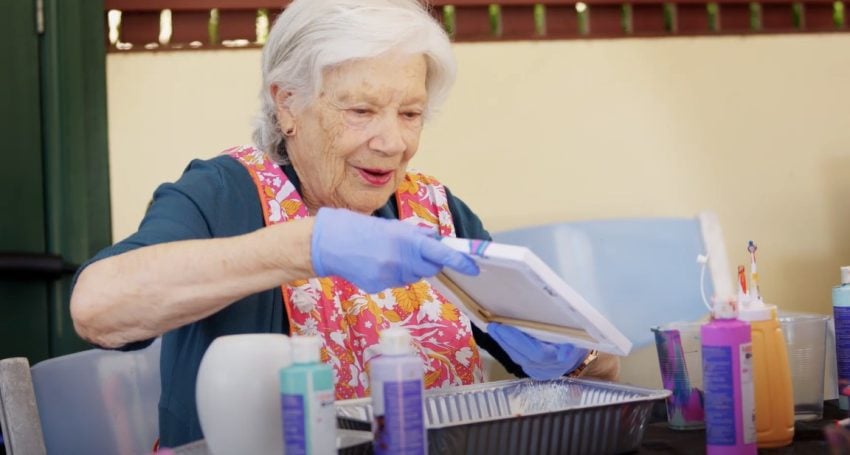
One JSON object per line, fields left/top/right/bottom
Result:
{"left": 368, "top": 114, "right": 406, "bottom": 156}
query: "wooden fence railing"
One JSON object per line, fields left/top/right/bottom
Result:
{"left": 104, "top": 0, "right": 847, "bottom": 51}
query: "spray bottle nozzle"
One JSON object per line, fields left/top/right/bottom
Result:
{"left": 737, "top": 240, "right": 774, "bottom": 321}
{"left": 697, "top": 253, "right": 739, "bottom": 319}
{"left": 697, "top": 253, "right": 711, "bottom": 312}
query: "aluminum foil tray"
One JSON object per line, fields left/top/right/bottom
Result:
{"left": 336, "top": 377, "right": 670, "bottom": 455}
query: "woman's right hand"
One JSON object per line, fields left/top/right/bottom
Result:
{"left": 311, "top": 208, "right": 479, "bottom": 293}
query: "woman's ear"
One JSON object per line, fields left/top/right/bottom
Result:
{"left": 271, "top": 85, "right": 296, "bottom": 135}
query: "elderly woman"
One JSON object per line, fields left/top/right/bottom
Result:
{"left": 71, "top": 0, "right": 618, "bottom": 447}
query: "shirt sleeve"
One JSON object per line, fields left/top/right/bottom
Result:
{"left": 73, "top": 157, "right": 258, "bottom": 351}
{"left": 445, "top": 187, "right": 527, "bottom": 378}
{"left": 78, "top": 158, "right": 236, "bottom": 268}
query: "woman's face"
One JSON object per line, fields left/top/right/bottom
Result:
{"left": 275, "top": 53, "right": 428, "bottom": 215}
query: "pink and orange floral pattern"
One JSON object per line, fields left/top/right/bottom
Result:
{"left": 227, "top": 145, "right": 483, "bottom": 399}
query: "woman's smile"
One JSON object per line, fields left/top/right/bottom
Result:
{"left": 355, "top": 166, "right": 395, "bottom": 186}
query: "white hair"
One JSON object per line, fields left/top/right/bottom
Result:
{"left": 252, "top": 0, "right": 457, "bottom": 163}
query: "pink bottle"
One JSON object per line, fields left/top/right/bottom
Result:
{"left": 701, "top": 296, "right": 757, "bottom": 455}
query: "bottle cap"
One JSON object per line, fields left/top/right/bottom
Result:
{"left": 378, "top": 327, "right": 414, "bottom": 356}
{"left": 712, "top": 295, "right": 739, "bottom": 320}
{"left": 291, "top": 335, "right": 321, "bottom": 364}
{"left": 841, "top": 266, "right": 850, "bottom": 285}
{"left": 737, "top": 297, "right": 775, "bottom": 322}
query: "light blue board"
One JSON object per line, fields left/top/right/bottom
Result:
{"left": 493, "top": 218, "right": 713, "bottom": 347}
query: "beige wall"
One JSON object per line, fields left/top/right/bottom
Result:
{"left": 108, "top": 35, "right": 850, "bottom": 386}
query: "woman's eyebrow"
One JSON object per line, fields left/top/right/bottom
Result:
{"left": 332, "top": 91, "right": 376, "bottom": 105}
{"left": 401, "top": 95, "right": 427, "bottom": 106}
{"left": 332, "top": 87, "right": 427, "bottom": 105}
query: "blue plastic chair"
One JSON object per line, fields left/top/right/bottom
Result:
{"left": 492, "top": 212, "right": 732, "bottom": 349}
{"left": 28, "top": 339, "right": 161, "bottom": 455}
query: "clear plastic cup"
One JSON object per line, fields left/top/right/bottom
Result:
{"left": 652, "top": 321, "right": 704, "bottom": 430}
{"left": 779, "top": 312, "right": 830, "bottom": 421}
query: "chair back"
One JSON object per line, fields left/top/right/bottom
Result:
{"left": 0, "top": 357, "right": 46, "bottom": 455}
{"left": 493, "top": 212, "right": 732, "bottom": 348}
{"left": 29, "top": 339, "right": 161, "bottom": 455}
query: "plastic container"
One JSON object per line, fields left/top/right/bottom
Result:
{"left": 738, "top": 299, "right": 794, "bottom": 448}
{"left": 196, "top": 334, "right": 292, "bottom": 455}
{"left": 701, "top": 297, "right": 757, "bottom": 455}
{"left": 833, "top": 266, "right": 850, "bottom": 410}
{"left": 652, "top": 321, "right": 704, "bottom": 430}
{"left": 280, "top": 336, "right": 336, "bottom": 455}
{"left": 779, "top": 312, "right": 830, "bottom": 421}
{"left": 369, "top": 327, "right": 426, "bottom": 455}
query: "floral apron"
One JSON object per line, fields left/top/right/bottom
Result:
{"left": 227, "top": 145, "right": 483, "bottom": 399}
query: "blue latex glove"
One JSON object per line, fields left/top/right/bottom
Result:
{"left": 487, "top": 323, "right": 589, "bottom": 380}
{"left": 311, "top": 207, "right": 479, "bottom": 293}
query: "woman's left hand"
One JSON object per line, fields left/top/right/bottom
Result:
{"left": 487, "top": 323, "right": 589, "bottom": 380}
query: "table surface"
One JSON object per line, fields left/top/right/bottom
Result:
{"left": 640, "top": 400, "right": 842, "bottom": 454}
{"left": 175, "top": 401, "right": 846, "bottom": 454}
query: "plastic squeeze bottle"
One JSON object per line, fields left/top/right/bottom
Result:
{"left": 737, "top": 296, "right": 794, "bottom": 448}
{"left": 369, "top": 327, "right": 426, "bottom": 455}
{"left": 279, "top": 335, "right": 336, "bottom": 455}
{"left": 833, "top": 265, "right": 850, "bottom": 410}
{"left": 701, "top": 296, "right": 757, "bottom": 455}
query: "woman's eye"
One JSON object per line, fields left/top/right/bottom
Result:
{"left": 402, "top": 111, "right": 423, "bottom": 120}
{"left": 349, "top": 108, "right": 372, "bottom": 116}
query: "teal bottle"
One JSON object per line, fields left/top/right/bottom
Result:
{"left": 280, "top": 336, "right": 336, "bottom": 455}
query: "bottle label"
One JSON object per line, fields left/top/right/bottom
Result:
{"left": 703, "top": 345, "right": 736, "bottom": 446}
{"left": 739, "top": 342, "right": 756, "bottom": 444}
{"left": 374, "top": 379, "right": 425, "bottom": 455}
{"left": 281, "top": 388, "right": 336, "bottom": 455}
{"left": 835, "top": 307, "right": 850, "bottom": 395}
{"left": 282, "top": 394, "right": 307, "bottom": 455}
{"left": 310, "top": 388, "right": 337, "bottom": 454}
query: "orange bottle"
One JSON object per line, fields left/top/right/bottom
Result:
{"left": 738, "top": 302, "right": 794, "bottom": 448}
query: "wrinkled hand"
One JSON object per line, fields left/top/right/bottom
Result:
{"left": 488, "top": 323, "right": 589, "bottom": 380}
{"left": 311, "top": 208, "right": 479, "bottom": 293}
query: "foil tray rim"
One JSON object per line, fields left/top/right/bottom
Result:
{"left": 336, "top": 377, "right": 670, "bottom": 429}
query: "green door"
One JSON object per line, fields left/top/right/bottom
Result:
{"left": 1, "top": 0, "right": 50, "bottom": 362}
{"left": 0, "top": 0, "right": 111, "bottom": 363}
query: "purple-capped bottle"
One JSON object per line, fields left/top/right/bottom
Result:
{"left": 369, "top": 327, "right": 426, "bottom": 455}
{"left": 832, "top": 265, "right": 850, "bottom": 410}
{"left": 701, "top": 296, "right": 757, "bottom": 455}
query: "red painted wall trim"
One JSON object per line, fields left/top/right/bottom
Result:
{"left": 104, "top": 0, "right": 848, "bottom": 52}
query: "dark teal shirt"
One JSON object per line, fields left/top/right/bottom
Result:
{"left": 79, "top": 155, "right": 522, "bottom": 447}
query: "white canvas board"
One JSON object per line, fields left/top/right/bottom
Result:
{"left": 428, "top": 237, "right": 633, "bottom": 356}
